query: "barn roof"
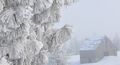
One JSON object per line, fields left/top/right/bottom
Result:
{"left": 80, "top": 35, "right": 106, "bottom": 51}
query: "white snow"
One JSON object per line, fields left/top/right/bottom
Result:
{"left": 67, "top": 55, "right": 80, "bottom": 65}
{"left": 80, "top": 36, "right": 105, "bottom": 50}
{"left": 67, "top": 51, "right": 120, "bottom": 65}
{"left": 0, "top": 57, "right": 12, "bottom": 65}
{"left": 80, "top": 40, "right": 101, "bottom": 50}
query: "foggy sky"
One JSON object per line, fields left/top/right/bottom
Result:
{"left": 57, "top": 0, "right": 120, "bottom": 41}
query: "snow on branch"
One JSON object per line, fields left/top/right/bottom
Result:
{"left": 0, "top": 0, "right": 74, "bottom": 65}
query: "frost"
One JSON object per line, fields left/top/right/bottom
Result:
{"left": 0, "top": 0, "right": 74, "bottom": 65}
{"left": 80, "top": 36, "right": 105, "bottom": 50}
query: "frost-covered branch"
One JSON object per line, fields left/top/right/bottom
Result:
{"left": 0, "top": 0, "right": 74, "bottom": 65}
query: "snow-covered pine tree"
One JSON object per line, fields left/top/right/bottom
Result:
{"left": 0, "top": 0, "right": 74, "bottom": 65}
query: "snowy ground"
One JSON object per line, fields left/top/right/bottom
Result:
{"left": 67, "top": 55, "right": 80, "bottom": 65}
{"left": 68, "top": 52, "right": 120, "bottom": 65}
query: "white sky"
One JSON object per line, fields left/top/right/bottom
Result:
{"left": 57, "top": 0, "right": 120, "bottom": 41}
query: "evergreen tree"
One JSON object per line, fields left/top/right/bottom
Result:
{"left": 0, "top": 0, "right": 75, "bottom": 65}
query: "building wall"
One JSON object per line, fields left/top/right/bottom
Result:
{"left": 95, "top": 42, "right": 105, "bottom": 62}
{"left": 95, "top": 37, "right": 117, "bottom": 62}
{"left": 105, "top": 38, "right": 117, "bottom": 56}
{"left": 80, "top": 36, "right": 117, "bottom": 64}
{"left": 80, "top": 41, "right": 106, "bottom": 64}
{"left": 80, "top": 50, "right": 96, "bottom": 64}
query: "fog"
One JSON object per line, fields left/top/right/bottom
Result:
{"left": 57, "top": 0, "right": 120, "bottom": 41}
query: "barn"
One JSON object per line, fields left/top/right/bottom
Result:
{"left": 80, "top": 36, "right": 117, "bottom": 64}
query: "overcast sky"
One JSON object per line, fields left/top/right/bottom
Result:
{"left": 56, "top": 0, "right": 120, "bottom": 41}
